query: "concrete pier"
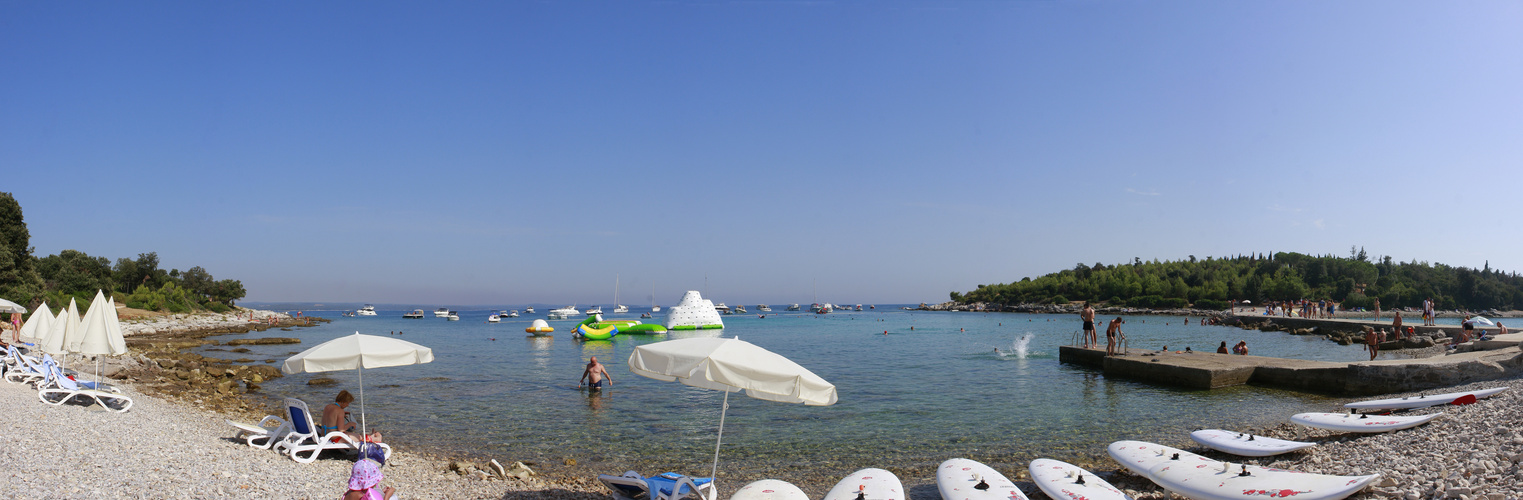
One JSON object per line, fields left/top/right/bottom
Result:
{"left": 1059, "top": 340, "right": 1523, "bottom": 396}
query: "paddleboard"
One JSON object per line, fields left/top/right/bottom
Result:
{"left": 1189, "top": 429, "right": 1316, "bottom": 457}
{"left": 1291, "top": 412, "right": 1440, "bottom": 433}
{"left": 1108, "top": 441, "right": 1378, "bottom": 500}
{"left": 1343, "top": 387, "right": 1507, "bottom": 410}
{"left": 730, "top": 479, "right": 809, "bottom": 500}
{"left": 1028, "top": 458, "right": 1129, "bottom": 500}
{"left": 936, "top": 458, "right": 1029, "bottom": 500}
{"left": 822, "top": 468, "right": 904, "bottom": 500}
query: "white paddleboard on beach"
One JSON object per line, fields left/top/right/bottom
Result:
{"left": 730, "top": 479, "right": 809, "bottom": 500}
{"left": 1291, "top": 412, "right": 1441, "bottom": 433}
{"left": 1107, "top": 441, "right": 1378, "bottom": 500}
{"left": 1189, "top": 429, "right": 1317, "bottom": 457}
{"left": 1343, "top": 387, "right": 1507, "bottom": 410}
{"left": 1028, "top": 458, "right": 1129, "bottom": 500}
{"left": 823, "top": 468, "right": 904, "bottom": 500}
{"left": 937, "top": 458, "right": 1029, "bottom": 500}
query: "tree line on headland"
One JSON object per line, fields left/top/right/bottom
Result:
{"left": 0, "top": 192, "right": 245, "bottom": 313}
{"left": 951, "top": 249, "right": 1521, "bottom": 312}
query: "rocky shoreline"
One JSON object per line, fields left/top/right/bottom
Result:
{"left": 16, "top": 307, "right": 1523, "bottom": 498}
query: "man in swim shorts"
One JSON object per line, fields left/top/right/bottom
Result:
{"left": 1105, "top": 317, "right": 1124, "bottom": 356}
{"left": 1081, "top": 302, "right": 1096, "bottom": 349}
{"left": 579, "top": 356, "right": 613, "bottom": 391}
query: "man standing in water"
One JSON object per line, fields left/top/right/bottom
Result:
{"left": 579, "top": 356, "right": 613, "bottom": 391}
{"left": 1105, "top": 317, "right": 1125, "bottom": 356}
{"left": 1080, "top": 302, "right": 1097, "bottom": 348}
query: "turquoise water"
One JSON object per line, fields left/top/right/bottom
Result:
{"left": 204, "top": 308, "right": 1388, "bottom": 478}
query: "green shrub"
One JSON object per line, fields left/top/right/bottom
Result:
{"left": 1193, "top": 299, "right": 1228, "bottom": 310}
{"left": 1157, "top": 297, "right": 1189, "bottom": 308}
{"left": 1048, "top": 295, "right": 1069, "bottom": 305}
{"left": 1130, "top": 295, "right": 1161, "bottom": 308}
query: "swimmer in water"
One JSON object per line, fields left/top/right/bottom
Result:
{"left": 994, "top": 347, "right": 1002, "bottom": 355}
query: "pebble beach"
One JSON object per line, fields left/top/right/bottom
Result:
{"left": 5, "top": 309, "right": 1523, "bottom": 499}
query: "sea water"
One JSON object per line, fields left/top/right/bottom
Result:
{"left": 205, "top": 308, "right": 1389, "bottom": 478}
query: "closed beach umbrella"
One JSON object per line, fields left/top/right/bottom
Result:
{"left": 627, "top": 336, "right": 837, "bottom": 478}
{"left": 281, "top": 332, "right": 435, "bottom": 436}
{"left": 77, "top": 290, "right": 127, "bottom": 386}
{"left": 39, "top": 298, "right": 82, "bottom": 357}
{"left": 17, "top": 301, "right": 52, "bottom": 345}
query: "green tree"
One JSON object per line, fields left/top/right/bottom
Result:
{"left": 0, "top": 192, "right": 44, "bottom": 305}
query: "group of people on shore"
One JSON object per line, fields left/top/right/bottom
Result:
{"left": 1215, "top": 340, "right": 1249, "bottom": 355}
{"left": 1254, "top": 298, "right": 1340, "bottom": 319}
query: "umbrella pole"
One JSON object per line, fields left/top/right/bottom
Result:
{"left": 358, "top": 365, "right": 367, "bottom": 437}
{"left": 711, "top": 390, "right": 729, "bottom": 480}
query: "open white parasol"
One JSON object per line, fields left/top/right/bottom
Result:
{"left": 627, "top": 336, "right": 836, "bottom": 479}
{"left": 281, "top": 332, "right": 434, "bottom": 436}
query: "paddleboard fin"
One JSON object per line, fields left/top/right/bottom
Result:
{"left": 973, "top": 477, "right": 989, "bottom": 491}
{"left": 1074, "top": 474, "right": 1085, "bottom": 485}
{"left": 1247, "top": 435, "right": 1255, "bottom": 441}
{"left": 1238, "top": 465, "right": 1251, "bottom": 477}
{"left": 1170, "top": 453, "right": 1179, "bottom": 461}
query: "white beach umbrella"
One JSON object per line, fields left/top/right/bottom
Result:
{"left": 627, "top": 336, "right": 837, "bottom": 479}
{"left": 39, "top": 298, "right": 82, "bottom": 357}
{"left": 281, "top": 332, "right": 434, "bottom": 436}
{"left": 76, "top": 290, "right": 127, "bottom": 386}
{"left": 17, "top": 301, "right": 52, "bottom": 345}
{"left": 0, "top": 298, "right": 26, "bottom": 314}
{"left": 1467, "top": 316, "right": 1496, "bottom": 327}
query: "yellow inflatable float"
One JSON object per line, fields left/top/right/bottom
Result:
{"left": 525, "top": 319, "right": 555, "bottom": 334}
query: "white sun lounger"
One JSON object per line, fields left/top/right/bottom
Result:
{"left": 36, "top": 364, "right": 133, "bottom": 412}
{"left": 4, "top": 349, "right": 48, "bottom": 384}
{"left": 599, "top": 471, "right": 716, "bottom": 500}
{"left": 226, "top": 415, "right": 292, "bottom": 449}
{"left": 272, "top": 398, "right": 392, "bottom": 464}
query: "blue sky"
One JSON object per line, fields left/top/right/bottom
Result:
{"left": 3, "top": 1, "right": 1521, "bottom": 306}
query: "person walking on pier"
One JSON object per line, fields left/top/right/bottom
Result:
{"left": 1373, "top": 298, "right": 1381, "bottom": 321}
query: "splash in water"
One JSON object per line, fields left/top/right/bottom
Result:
{"left": 995, "top": 333, "right": 1035, "bottom": 358}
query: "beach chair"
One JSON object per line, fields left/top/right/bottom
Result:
{"left": 272, "top": 398, "right": 392, "bottom": 464}
{"left": 36, "top": 365, "right": 133, "bottom": 412}
{"left": 225, "top": 415, "right": 292, "bottom": 449}
{"left": 598, "top": 471, "right": 716, "bottom": 500}
{"left": 5, "top": 351, "right": 51, "bottom": 385}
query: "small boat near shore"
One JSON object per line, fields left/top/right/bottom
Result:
{"left": 357, "top": 305, "right": 377, "bottom": 316}
{"left": 403, "top": 309, "right": 425, "bottom": 319}
{"left": 756, "top": 304, "right": 771, "bottom": 312}
{"left": 433, "top": 307, "right": 450, "bottom": 318}
{"left": 547, "top": 306, "right": 578, "bottom": 320}
{"left": 487, "top": 314, "right": 500, "bottom": 323}
{"left": 447, "top": 311, "right": 460, "bottom": 321}
{"left": 786, "top": 304, "right": 801, "bottom": 311}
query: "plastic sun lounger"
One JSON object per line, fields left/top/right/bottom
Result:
{"left": 225, "top": 415, "right": 292, "bottom": 449}
{"left": 36, "top": 365, "right": 134, "bottom": 412}
{"left": 272, "top": 398, "right": 392, "bottom": 464}
{"left": 3, "top": 348, "right": 47, "bottom": 384}
{"left": 598, "top": 471, "right": 716, "bottom": 500}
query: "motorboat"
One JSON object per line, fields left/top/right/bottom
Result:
{"left": 809, "top": 303, "right": 823, "bottom": 313}
{"left": 733, "top": 305, "right": 747, "bottom": 314}
{"left": 357, "top": 305, "right": 377, "bottom": 316}
{"left": 487, "top": 314, "right": 500, "bottom": 323}
{"left": 756, "top": 304, "right": 771, "bottom": 312}
{"left": 786, "top": 304, "right": 801, "bottom": 311}
{"left": 714, "top": 303, "right": 730, "bottom": 313}
{"left": 613, "top": 305, "right": 629, "bottom": 314}
{"left": 651, "top": 285, "right": 660, "bottom": 313}
{"left": 870, "top": 305, "right": 875, "bottom": 309}
{"left": 434, "top": 308, "right": 450, "bottom": 317}
{"left": 447, "top": 311, "right": 461, "bottom": 321}
{"left": 855, "top": 304, "right": 863, "bottom": 311}
{"left": 525, "top": 307, "right": 535, "bottom": 314}
{"left": 403, "top": 309, "right": 425, "bottom": 319}
{"left": 584, "top": 305, "right": 603, "bottom": 316}
{"left": 507, "top": 310, "right": 519, "bottom": 318}
{"left": 548, "top": 306, "right": 579, "bottom": 320}
{"left": 816, "top": 304, "right": 832, "bottom": 314}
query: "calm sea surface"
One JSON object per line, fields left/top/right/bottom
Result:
{"left": 203, "top": 307, "right": 1404, "bottom": 480}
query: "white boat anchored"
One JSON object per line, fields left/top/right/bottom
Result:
{"left": 447, "top": 311, "right": 460, "bottom": 321}
{"left": 487, "top": 314, "right": 500, "bottom": 323}
{"left": 524, "top": 307, "right": 535, "bottom": 314}
{"left": 756, "top": 304, "right": 772, "bottom": 312}
{"left": 733, "top": 305, "right": 747, "bottom": 314}
{"left": 507, "top": 310, "right": 519, "bottom": 318}
{"left": 433, "top": 308, "right": 450, "bottom": 318}
{"left": 403, "top": 309, "right": 425, "bottom": 319}
{"left": 611, "top": 275, "right": 628, "bottom": 314}
{"left": 714, "top": 302, "right": 730, "bottom": 313}
{"left": 651, "top": 285, "right": 660, "bottom": 312}
{"left": 583, "top": 305, "right": 603, "bottom": 316}
{"left": 357, "top": 305, "right": 377, "bottom": 316}
{"left": 786, "top": 304, "right": 801, "bottom": 311}
{"left": 548, "top": 306, "right": 579, "bottom": 320}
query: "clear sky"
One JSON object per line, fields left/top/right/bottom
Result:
{"left": 3, "top": 1, "right": 1521, "bottom": 306}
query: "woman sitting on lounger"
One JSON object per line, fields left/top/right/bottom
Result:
{"left": 323, "top": 390, "right": 382, "bottom": 443}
